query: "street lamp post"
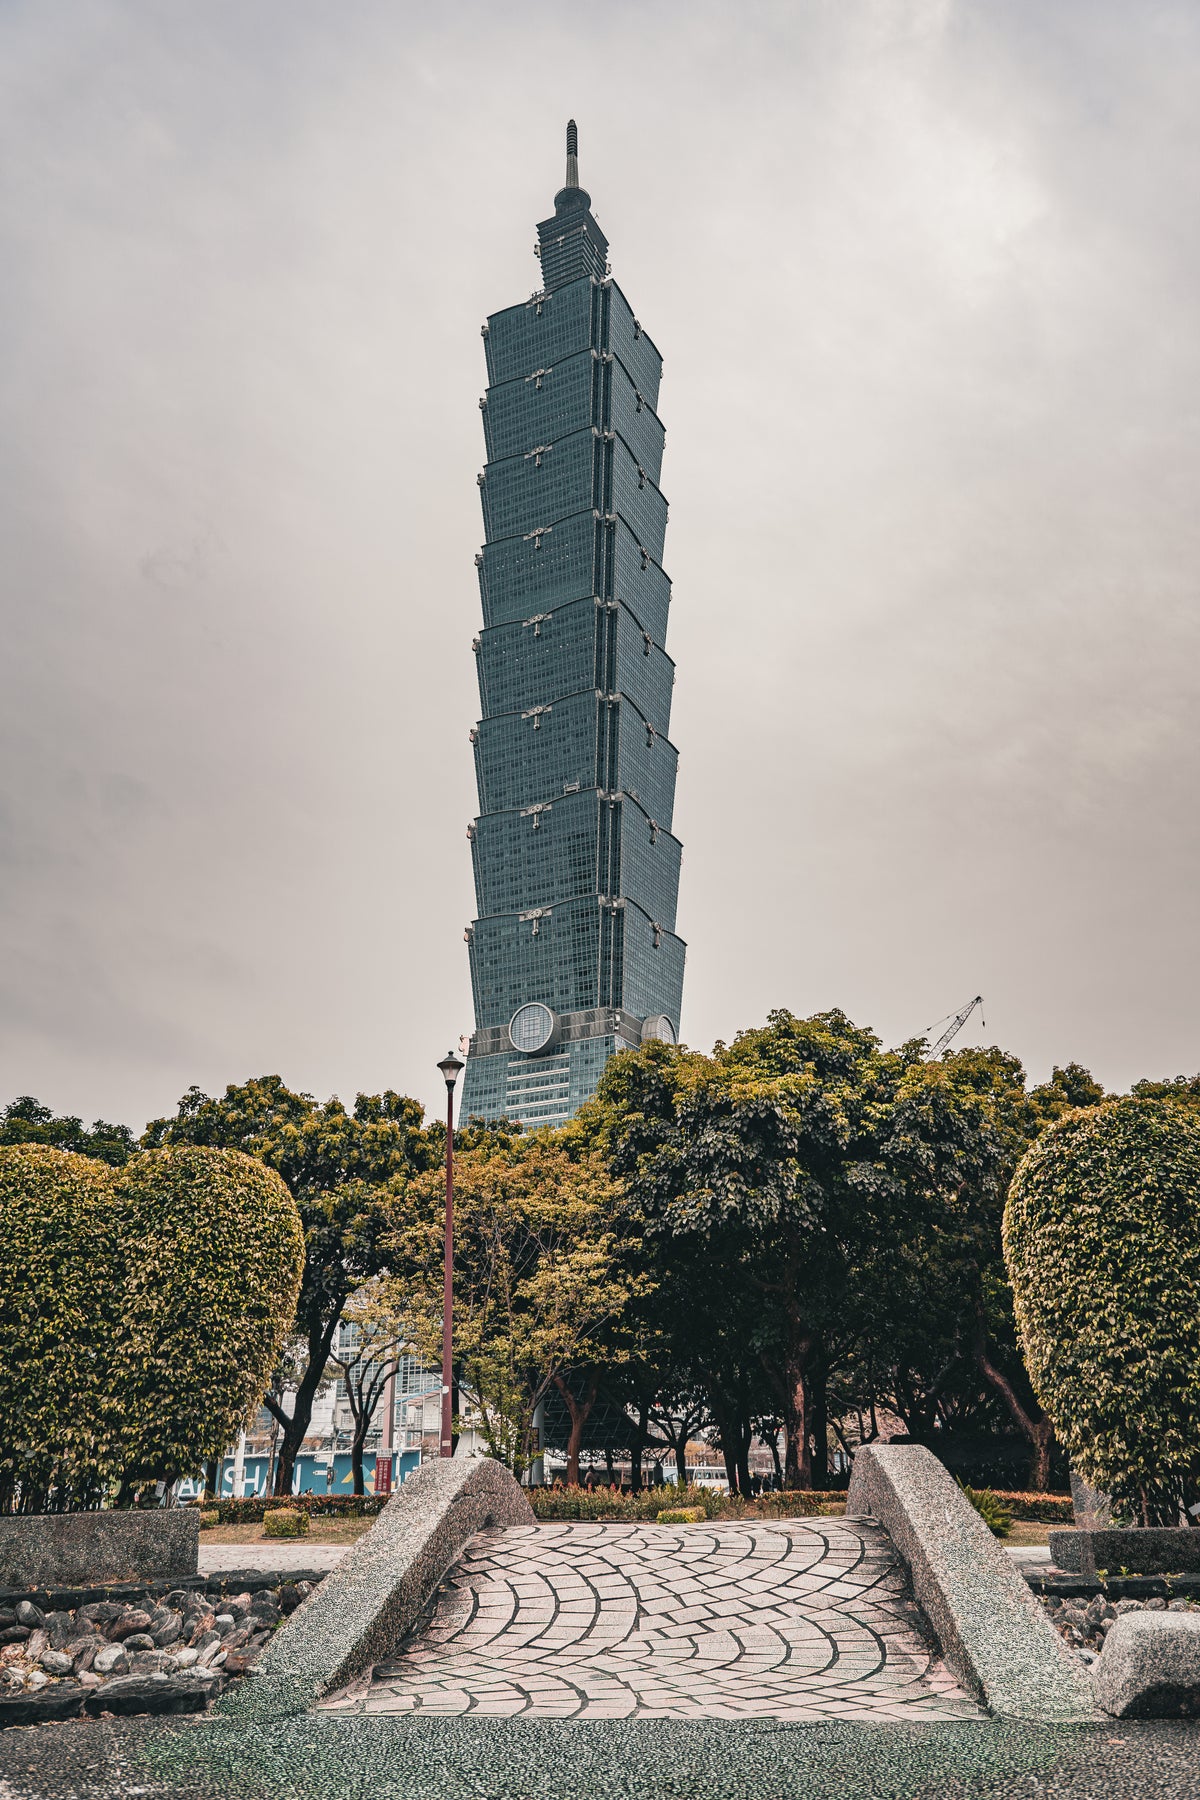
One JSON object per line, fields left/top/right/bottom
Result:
{"left": 436, "top": 1051, "right": 464, "bottom": 1457}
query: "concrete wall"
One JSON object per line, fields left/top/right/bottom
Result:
{"left": 0, "top": 1508, "right": 199, "bottom": 1588}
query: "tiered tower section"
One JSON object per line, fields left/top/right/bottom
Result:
{"left": 460, "top": 124, "right": 685, "bottom": 1128}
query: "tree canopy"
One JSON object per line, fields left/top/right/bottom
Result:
{"left": 1, "top": 1096, "right": 136, "bottom": 1166}
{"left": 387, "top": 1138, "right": 641, "bottom": 1482}
{"left": 1005, "top": 1096, "right": 1200, "bottom": 1525}
{"left": 0, "top": 1144, "right": 302, "bottom": 1510}
{"left": 143, "top": 1076, "right": 434, "bottom": 1492}
{"left": 587, "top": 1010, "right": 1021, "bottom": 1486}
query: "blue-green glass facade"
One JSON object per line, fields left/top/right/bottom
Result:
{"left": 460, "top": 126, "right": 685, "bottom": 1128}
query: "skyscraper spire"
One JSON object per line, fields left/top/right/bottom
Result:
{"left": 547, "top": 118, "right": 598, "bottom": 254}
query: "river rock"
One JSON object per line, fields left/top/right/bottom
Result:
{"left": 0, "top": 1682, "right": 86, "bottom": 1727}
{"left": 44, "top": 1611, "right": 75, "bottom": 1649}
{"left": 78, "top": 1601, "right": 125, "bottom": 1626}
{"left": 129, "top": 1649, "right": 173, "bottom": 1673}
{"left": 93, "top": 1643, "right": 129, "bottom": 1675}
{"left": 108, "top": 1609, "right": 153, "bottom": 1640}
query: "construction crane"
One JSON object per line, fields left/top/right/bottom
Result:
{"left": 924, "top": 995, "right": 985, "bottom": 1059}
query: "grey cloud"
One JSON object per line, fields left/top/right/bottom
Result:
{"left": 0, "top": 0, "right": 1196, "bottom": 1130}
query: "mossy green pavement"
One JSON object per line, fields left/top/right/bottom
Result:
{"left": 2, "top": 1712, "right": 1200, "bottom": 1798}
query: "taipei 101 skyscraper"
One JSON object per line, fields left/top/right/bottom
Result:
{"left": 459, "top": 123, "right": 686, "bottom": 1127}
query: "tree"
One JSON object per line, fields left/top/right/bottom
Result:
{"left": 0, "top": 1145, "right": 302, "bottom": 1510}
{"left": 649, "top": 1383, "right": 710, "bottom": 1489}
{"left": 577, "top": 1039, "right": 767, "bottom": 1495}
{"left": 1131, "top": 1073, "right": 1200, "bottom": 1113}
{"left": 143, "top": 1077, "right": 434, "bottom": 1493}
{"left": 596, "top": 1013, "right": 1016, "bottom": 1488}
{"left": 325, "top": 1283, "right": 405, "bottom": 1497}
{"left": 853, "top": 1047, "right": 1113, "bottom": 1489}
{"left": 1005, "top": 1097, "right": 1200, "bottom": 1525}
{"left": 1, "top": 1096, "right": 135, "bottom": 1166}
{"left": 387, "top": 1139, "right": 644, "bottom": 1483}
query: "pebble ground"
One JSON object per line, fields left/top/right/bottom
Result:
{"left": 3, "top": 1712, "right": 1200, "bottom": 1799}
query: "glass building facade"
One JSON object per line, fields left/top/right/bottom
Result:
{"left": 460, "top": 123, "right": 685, "bottom": 1127}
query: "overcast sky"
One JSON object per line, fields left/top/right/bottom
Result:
{"left": 2, "top": 0, "right": 1198, "bottom": 1133}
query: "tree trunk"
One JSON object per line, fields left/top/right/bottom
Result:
{"left": 707, "top": 1396, "right": 740, "bottom": 1493}
{"left": 782, "top": 1373, "right": 812, "bottom": 1489}
{"left": 349, "top": 1410, "right": 369, "bottom": 1497}
{"left": 676, "top": 1438, "right": 689, "bottom": 1488}
{"left": 810, "top": 1366, "right": 828, "bottom": 1488}
{"left": 604, "top": 1444, "right": 616, "bottom": 1487}
{"left": 972, "top": 1299, "right": 1053, "bottom": 1491}
{"left": 266, "top": 1419, "right": 279, "bottom": 1499}
{"left": 629, "top": 1402, "right": 649, "bottom": 1494}
{"left": 554, "top": 1372, "right": 598, "bottom": 1485}
{"left": 736, "top": 1424, "right": 751, "bottom": 1499}
{"left": 265, "top": 1307, "right": 342, "bottom": 1496}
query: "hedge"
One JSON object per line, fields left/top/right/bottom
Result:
{"left": 988, "top": 1492, "right": 1073, "bottom": 1523}
{"left": 528, "top": 1485, "right": 848, "bottom": 1522}
{"left": 192, "top": 1494, "right": 389, "bottom": 1524}
{"left": 0, "top": 1145, "right": 304, "bottom": 1511}
{"left": 1005, "top": 1097, "right": 1200, "bottom": 1526}
{"left": 195, "top": 1484, "right": 1073, "bottom": 1527}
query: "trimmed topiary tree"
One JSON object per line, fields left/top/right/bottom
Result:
{"left": 0, "top": 1146, "right": 122, "bottom": 1511}
{"left": 0, "top": 1145, "right": 304, "bottom": 1511}
{"left": 1003, "top": 1097, "right": 1200, "bottom": 1526}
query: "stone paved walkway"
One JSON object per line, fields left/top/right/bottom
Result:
{"left": 198, "top": 1542, "right": 349, "bottom": 1574}
{"left": 322, "top": 1520, "right": 985, "bottom": 1722}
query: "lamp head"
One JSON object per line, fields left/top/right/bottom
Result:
{"left": 437, "top": 1051, "right": 465, "bottom": 1089}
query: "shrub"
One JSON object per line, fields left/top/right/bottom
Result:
{"left": 263, "top": 1507, "right": 309, "bottom": 1539}
{"left": 0, "top": 1145, "right": 304, "bottom": 1511}
{"left": 192, "top": 1494, "right": 389, "bottom": 1524}
{"left": 958, "top": 1482, "right": 1013, "bottom": 1537}
{"left": 0, "top": 1147, "right": 120, "bottom": 1510}
{"left": 199, "top": 1508, "right": 220, "bottom": 1529}
{"left": 657, "top": 1506, "right": 706, "bottom": 1524}
{"left": 987, "top": 1492, "right": 1073, "bottom": 1524}
{"left": 1005, "top": 1098, "right": 1200, "bottom": 1526}
{"left": 527, "top": 1485, "right": 847, "bottom": 1522}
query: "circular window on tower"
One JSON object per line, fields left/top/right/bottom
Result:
{"left": 640, "top": 1014, "right": 676, "bottom": 1045}
{"left": 509, "top": 1002, "right": 559, "bottom": 1055}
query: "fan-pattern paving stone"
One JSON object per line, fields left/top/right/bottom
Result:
{"left": 321, "top": 1519, "right": 985, "bottom": 1722}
